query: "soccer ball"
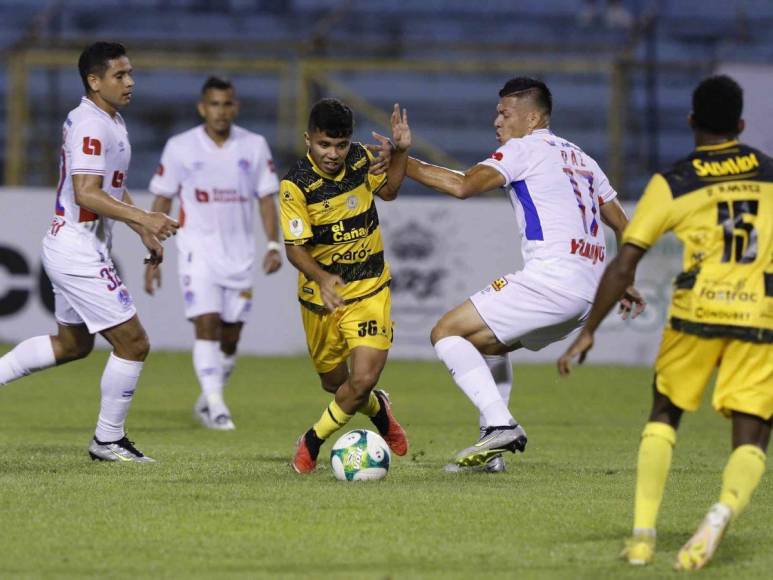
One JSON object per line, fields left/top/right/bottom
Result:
{"left": 330, "top": 429, "right": 391, "bottom": 481}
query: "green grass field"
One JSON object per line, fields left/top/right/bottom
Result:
{"left": 0, "top": 348, "right": 770, "bottom": 579}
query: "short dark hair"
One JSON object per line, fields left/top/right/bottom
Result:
{"left": 308, "top": 98, "right": 354, "bottom": 138}
{"left": 78, "top": 42, "right": 127, "bottom": 93}
{"left": 201, "top": 76, "right": 234, "bottom": 95}
{"left": 692, "top": 75, "right": 743, "bottom": 135}
{"left": 499, "top": 77, "right": 552, "bottom": 116}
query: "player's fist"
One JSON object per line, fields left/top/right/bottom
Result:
{"left": 144, "top": 211, "right": 179, "bottom": 241}
{"left": 320, "top": 273, "right": 345, "bottom": 312}
{"left": 391, "top": 103, "right": 411, "bottom": 152}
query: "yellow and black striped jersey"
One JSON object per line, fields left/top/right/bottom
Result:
{"left": 279, "top": 143, "right": 390, "bottom": 312}
{"left": 623, "top": 141, "right": 772, "bottom": 343}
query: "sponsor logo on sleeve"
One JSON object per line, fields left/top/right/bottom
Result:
{"left": 289, "top": 217, "right": 305, "bottom": 237}
{"left": 491, "top": 152, "right": 503, "bottom": 161}
{"left": 491, "top": 277, "right": 508, "bottom": 291}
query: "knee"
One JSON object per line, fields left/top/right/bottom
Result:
{"left": 56, "top": 338, "right": 93, "bottom": 363}
{"left": 320, "top": 378, "right": 340, "bottom": 394}
{"left": 125, "top": 330, "right": 150, "bottom": 361}
{"left": 430, "top": 320, "right": 451, "bottom": 346}
{"left": 221, "top": 341, "right": 238, "bottom": 356}
{"left": 349, "top": 370, "right": 380, "bottom": 395}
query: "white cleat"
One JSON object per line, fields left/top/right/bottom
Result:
{"left": 674, "top": 503, "right": 733, "bottom": 571}
{"left": 211, "top": 413, "right": 236, "bottom": 431}
{"left": 88, "top": 436, "right": 155, "bottom": 463}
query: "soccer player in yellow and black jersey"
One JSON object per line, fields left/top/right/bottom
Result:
{"left": 558, "top": 75, "right": 772, "bottom": 570}
{"left": 280, "top": 98, "right": 412, "bottom": 473}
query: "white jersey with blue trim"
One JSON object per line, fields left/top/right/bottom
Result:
{"left": 479, "top": 128, "right": 617, "bottom": 301}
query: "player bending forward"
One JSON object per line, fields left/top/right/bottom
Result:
{"left": 407, "top": 77, "right": 645, "bottom": 472}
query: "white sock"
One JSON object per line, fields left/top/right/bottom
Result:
{"left": 221, "top": 351, "right": 237, "bottom": 387}
{"left": 434, "top": 336, "right": 514, "bottom": 427}
{"left": 95, "top": 353, "right": 143, "bottom": 442}
{"left": 194, "top": 339, "right": 227, "bottom": 417}
{"left": 0, "top": 335, "right": 56, "bottom": 385}
{"left": 479, "top": 353, "right": 513, "bottom": 430}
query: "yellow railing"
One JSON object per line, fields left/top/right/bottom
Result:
{"left": 4, "top": 49, "right": 628, "bottom": 188}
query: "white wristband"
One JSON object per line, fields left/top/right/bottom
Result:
{"left": 267, "top": 241, "right": 282, "bottom": 252}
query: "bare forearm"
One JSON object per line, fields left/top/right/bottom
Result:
{"left": 76, "top": 186, "right": 147, "bottom": 227}
{"left": 285, "top": 244, "right": 328, "bottom": 283}
{"left": 407, "top": 157, "right": 467, "bottom": 198}
{"left": 584, "top": 256, "right": 636, "bottom": 333}
{"left": 380, "top": 149, "right": 409, "bottom": 200}
{"left": 259, "top": 196, "right": 279, "bottom": 242}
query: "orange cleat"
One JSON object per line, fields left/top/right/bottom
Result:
{"left": 373, "top": 389, "right": 409, "bottom": 456}
{"left": 291, "top": 431, "right": 318, "bottom": 474}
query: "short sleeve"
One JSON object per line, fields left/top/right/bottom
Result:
{"left": 365, "top": 147, "right": 387, "bottom": 193}
{"left": 622, "top": 174, "right": 675, "bottom": 250}
{"left": 70, "top": 119, "right": 110, "bottom": 176}
{"left": 255, "top": 137, "right": 280, "bottom": 198}
{"left": 477, "top": 138, "right": 530, "bottom": 184}
{"left": 148, "top": 139, "right": 182, "bottom": 198}
{"left": 591, "top": 162, "right": 618, "bottom": 205}
{"left": 279, "top": 180, "right": 313, "bottom": 245}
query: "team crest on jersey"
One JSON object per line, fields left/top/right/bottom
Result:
{"left": 289, "top": 217, "right": 305, "bottom": 237}
{"left": 184, "top": 290, "right": 195, "bottom": 305}
{"left": 491, "top": 277, "right": 508, "bottom": 291}
{"left": 346, "top": 195, "right": 358, "bottom": 209}
{"left": 117, "top": 288, "right": 133, "bottom": 309}
{"left": 238, "top": 158, "right": 251, "bottom": 172}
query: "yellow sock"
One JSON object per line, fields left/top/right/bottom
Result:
{"left": 633, "top": 422, "right": 677, "bottom": 531}
{"left": 312, "top": 400, "right": 354, "bottom": 440}
{"left": 719, "top": 444, "right": 766, "bottom": 519}
{"left": 358, "top": 391, "right": 381, "bottom": 417}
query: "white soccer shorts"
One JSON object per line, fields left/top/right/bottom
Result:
{"left": 178, "top": 260, "right": 252, "bottom": 323}
{"left": 469, "top": 270, "right": 592, "bottom": 351}
{"left": 43, "top": 255, "right": 137, "bottom": 334}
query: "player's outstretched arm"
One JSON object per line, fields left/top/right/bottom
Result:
{"left": 406, "top": 158, "right": 504, "bottom": 199}
{"left": 376, "top": 104, "right": 411, "bottom": 201}
{"left": 557, "top": 243, "right": 646, "bottom": 375}
{"left": 285, "top": 244, "right": 344, "bottom": 312}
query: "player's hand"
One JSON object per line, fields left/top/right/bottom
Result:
{"left": 143, "top": 211, "right": 179, "bottom": 241}
{"left": 390, "top": 103, "right": 411, "bottom": 151}
{"left": 320, "top": 273, "right": 345, "bottom": 312}
{"left": 263, "top": 248, "right": 282, "bottom": 274}
{"left": 144, "top": 261, "right": 162, "bottom": 295}
{"left": 365, "top": 132, "right": 392, "bottom": 175}
{"left": 618, "top": 285, "right": 646, "bottom": 320}
{"left": 557, "top": 330, "right": 594, "bottom": 377}
{"left": 140, "top": 230, "right": 164, "bottom": 267}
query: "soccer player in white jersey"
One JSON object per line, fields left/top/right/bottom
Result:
{"left": 0, "top": 42, "right": 179, "bottom": 461}
{"left": 405, "top": 77, "right": 645, "bottom": 471}
{"left": 145, "top": 77, "right": 282, "bottom": 430}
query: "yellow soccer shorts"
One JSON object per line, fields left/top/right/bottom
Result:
{"left": 301, "top": 286, "right": 393, "bottom": 374}
{"left": 655, "top": 326, "right": 773, "bottom": 420}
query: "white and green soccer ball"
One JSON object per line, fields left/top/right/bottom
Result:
{"left": 330, "top": 429, "right": 391, "bottom": 481}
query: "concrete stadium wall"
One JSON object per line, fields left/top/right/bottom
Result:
{"left": 0, "top": 189, "right": 681, "bottom": 365}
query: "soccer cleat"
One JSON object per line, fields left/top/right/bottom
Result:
{"left": 88, "top": 436, "right": 155, "bottom": 463}
{"left": 193, "top": 399, "right": 235, "bottom": 430}
{"left": 193, "top": 401, "right": 213, "bottom": 428}
{"left": 292, "top": 431, "right": 319, "bottom": 474}
{"left": 443, "top": 454, "right": 506, "bottom": 473}
{"left": 674, "top": 503, "right": 733, "bottom": 571}
{"left": 453, "top": 424, "right": 527, "bottom": 467}
{"left": 211, "top": 414, "right": 236, "bottom": 430}
{"left": 621, "top": 531, "right": 656, "bottom": 566}
{"left": 372, "top": 389, "right": 409, "bottom": 456}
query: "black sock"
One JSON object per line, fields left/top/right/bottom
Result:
{"left": 304, "top": 428, "right": 325, "bottom": 459}
{"left": 369, "top": 402, "right": 390, "bottom": 435}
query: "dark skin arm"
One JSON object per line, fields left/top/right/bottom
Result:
{"left": 285, "top": 243, "right": 344, "bottom": 312}
{"left": 557, "top": 243, "right": 647, "bottom": 375}
{"left": 143, "top": 195, "right": 174, "bottom": 295}
{"left": 600, "top": 199, "right": 647, "bottom": 319}
{"left": 258, "top": 194, "right": 282, "bottom": 274}
{"left": 373, "top": 104, "right": 411, "bottom": 201}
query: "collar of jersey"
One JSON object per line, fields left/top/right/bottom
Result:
{"left": 307, "top": 152, "right": 346, "bottom": 181}
{"left": 81, "top": 96, "right": 120, "bottom": 122}
{"left": 695, "top": 140, "right": 738, "bottom": 152}
{"left": 198, "top": 125, "right": 234, "bottom": 151}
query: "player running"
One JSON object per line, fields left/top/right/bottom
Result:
{"left": 406, "top": 77, "right": 644, "bottom": 472}
{"left": 145, "top": 77, "right": 281, "bottom": 430}
{"left": 0, "top": 42, "right": 179, "bottom": 461}
{"left": 282, "top": 98, "right": 411, "bottom": 474}
{"left": 559, "top": 75, "right": 772, "bottom": 570}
